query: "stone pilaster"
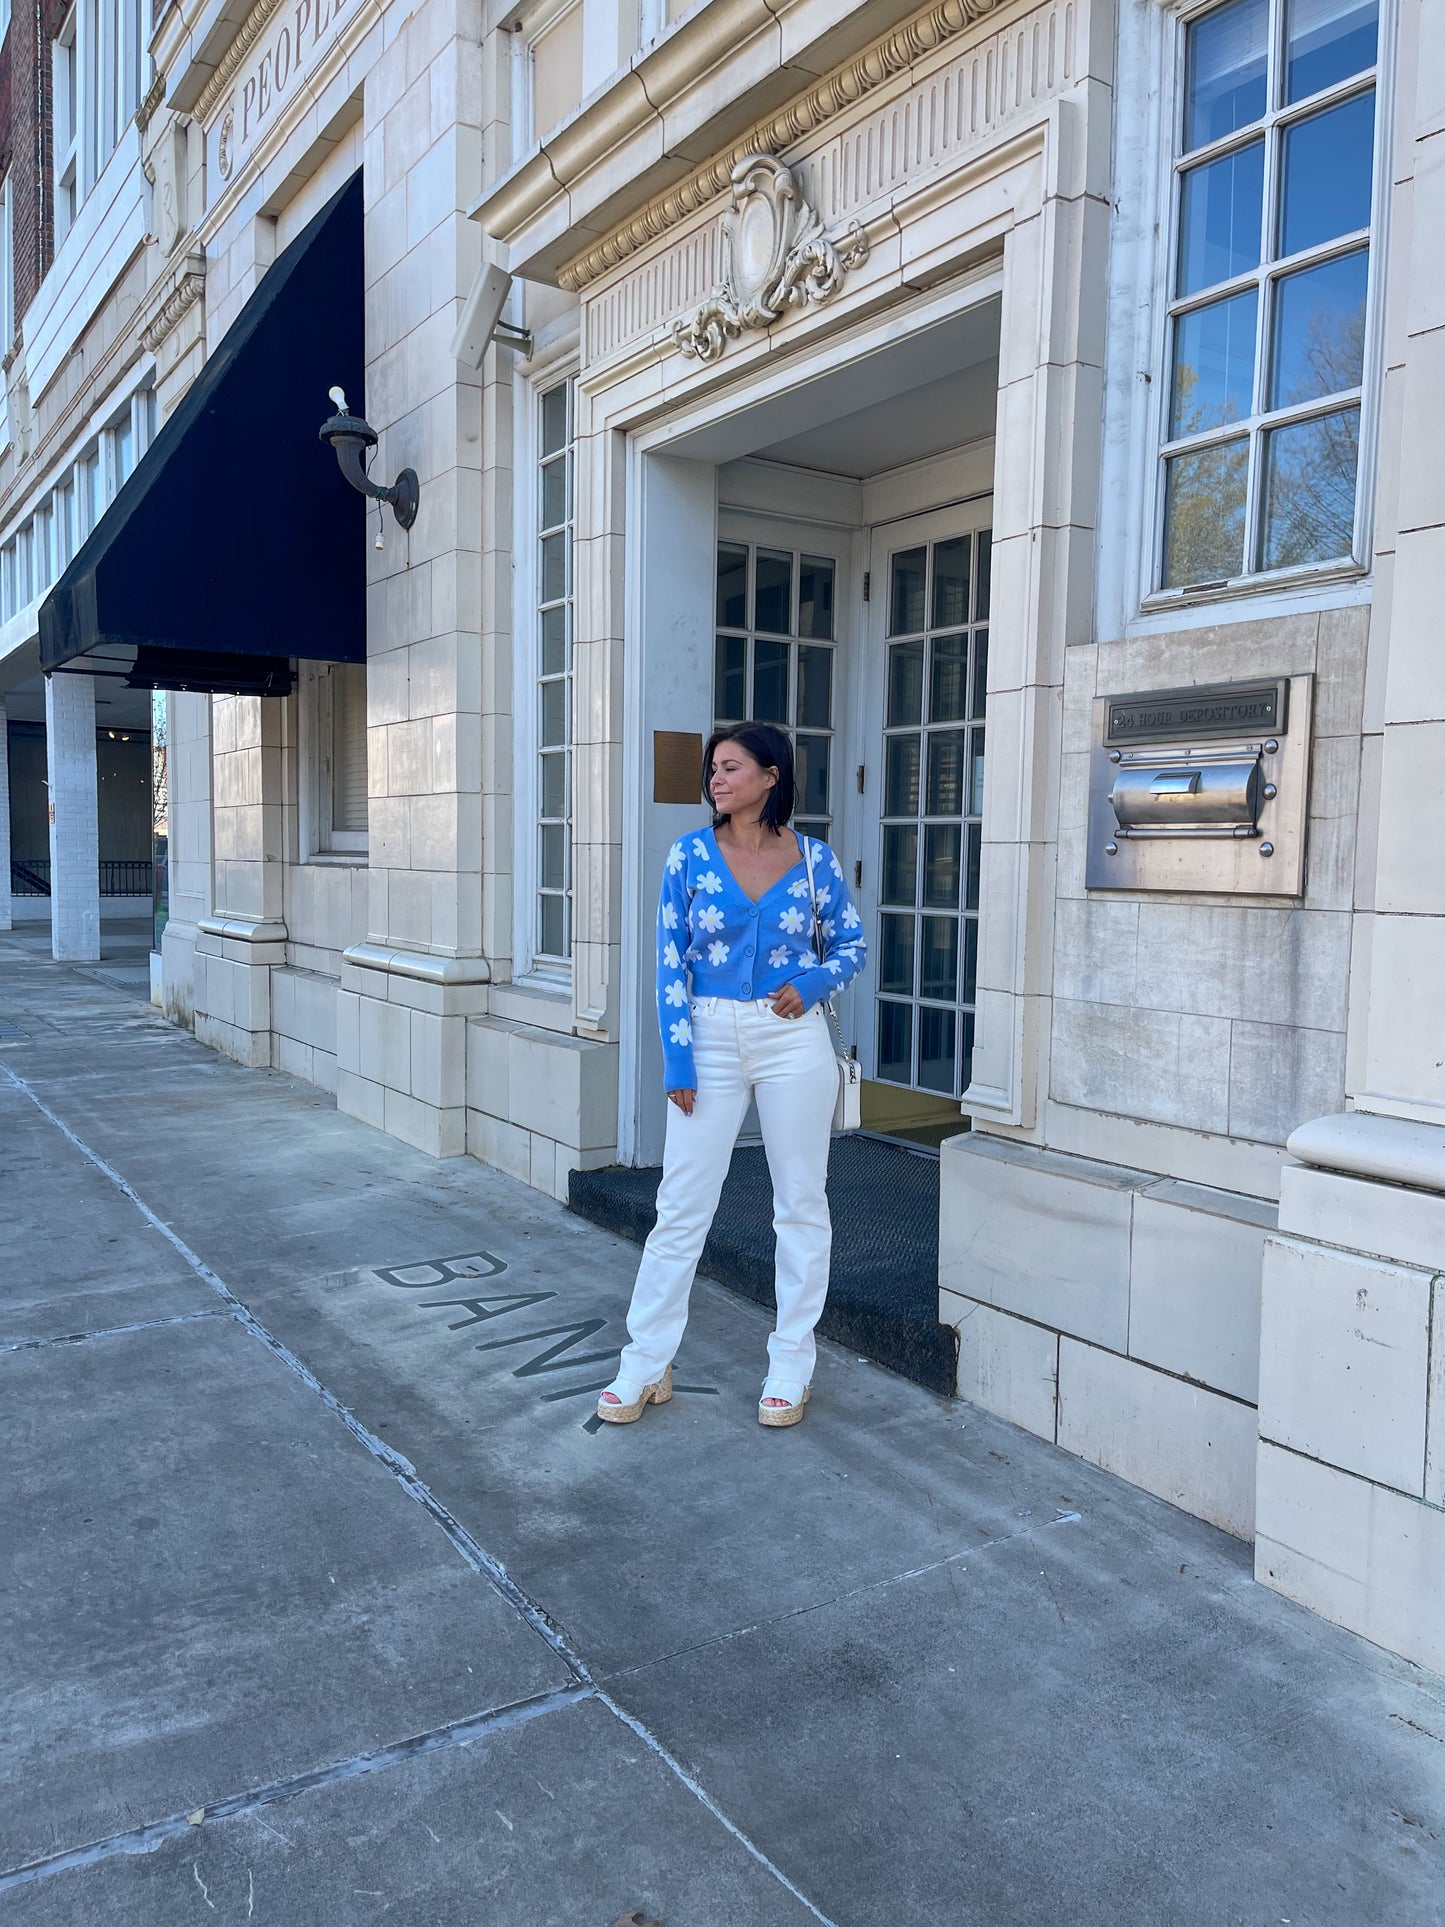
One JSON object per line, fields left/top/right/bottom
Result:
{"left": 1254, "top": 0, "right": 1445, "bottom": 1672}
{"left": 335, "top": 12, "right": 487, "bottom": 1158}
{"left": 193, "top": 694, "right": 286, "bottom": 1065}
{"left": 45, "top": 674, "right": 101, "bottom": 962}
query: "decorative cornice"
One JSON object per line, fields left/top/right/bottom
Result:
{"left": 556, "top": 0, "right": 1011, "bottom": 292}
{"left": 136, "top": 73, "right": 168, "bottom": 134}
{"left": 140, "top": 266, "right": 207, "bottom": 353}
{"left": 192, "top": 0, "right": 285, "bottom": 124}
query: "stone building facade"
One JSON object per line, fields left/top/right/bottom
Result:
{"left": 9, "top": 0, "right": 1442, "bottom": 1673}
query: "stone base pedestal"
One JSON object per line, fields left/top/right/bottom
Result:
{"left": 336, "top": 944, "right": 489, "bottom": 1158}
{"left": 193, "top": 916, "right": 286, "bottom": 1067}
{"left": 465, "top": 1003, "right": 619, "bottom": 1202}
{"left": 939, "top": 1133, "right": 1274, "bottom": 1540}
{"left": 1255, "top": 1113, "right": 1445, "bottom": 1674}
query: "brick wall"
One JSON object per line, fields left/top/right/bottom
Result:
{"left": 0, "top": 0, "right": 65, "bottom": 334}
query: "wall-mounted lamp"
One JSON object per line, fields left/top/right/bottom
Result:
{"left": 317, "top": 388, "right": 419, "bottom": 531}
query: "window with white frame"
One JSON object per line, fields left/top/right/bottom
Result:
{"left": 300, "top": 660, "right": 368, "bottom": 855}
{"left": 0, "top": 384, "right": 154, "bottom": 621}
{"left": 1154, "top": 0, "right": 1380, "bottom": 595}
{"left": 52, "top": 0, "right": 143, "bottom": 242}
{"left": 534, "top": 378, "right": 573, "bottom": 964}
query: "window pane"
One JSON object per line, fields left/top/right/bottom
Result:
{"left": 932, "top": 537, "right": 971, "bottom": 628}
{"left": 796, "top": 819, "right": 830, "bottom": 842}
{"left": 541, "top": 453, "right": 568, "bottom": 530}
{"left": 539, "top": 892, "right": 568, "bottom": 958}
{"left": 968, "top": 727, "right": 987, "bottom": 816}
{"left": 923, "top": 823, "right": 962, "bottom": 909}
{"left": 1170, "top": 289, "right": 1258, "bottom": 434}
{"left": 882, "top": 825, "right": 918, "bottom": 906}
{"left": 541, "top": 604, "right": 568, "bottom": 676}
{"left": 918, "top": 1006, "right": 956, "bottom": 1094}
{"left": 961, "top": 1011, "right": 976, "bottom": 1092}
{"left": 797, "top": 644, "right": 832, "bottom": 726}
{"left": 965, "top": 822, "right": 981, "bottom": 912}
{"left": 1178, "top": 141, "right": 1264, "bottom": 296}
{"left": 878, "top": 1001, "right": 912, "bottom": 1083}
{"left": 798, "top": 555, "right": 835, "bottom": 639}
{"left": 540, "top": 678, "right": 566, "bottom": 747}
{"left": 540, "top": 530, "right": 567, "bottom": 602}
{"left": 715, "top": 634, "right": 746, "bottom": 720}
{"left": 1287, "top": 0, "right": 1377, "bottom": 104}
{"left": 795, "top": 733, "right": 830, "bottom": 819}
{"left": 885, "top": 734, "right": 920, "bottom": 817}
{"left": 1279, "top": 91, "right": 1375, "bottom": 257}
{"left": 540, "top": 823, "right": 567, "bottom": 891}
{"left": 930, "top": 633, "right": 968, "bottom": 722}
{"left": 974, "top": 531, "right": 992, "bottom": 621}
{"left": 879, "top": 913, "right": 915, "bottom": 995}
{"left": 887, "top": 639, "right": 923, "bottom": 726}
{"left": 540, "top": 384, "right": 569, "bottom": 456}
{"left": 962, "top": 918, "right": 978, "bottom": 1005}
{"left": 1184, "top": 0, "right": 1267, "bottom": 150}
{"left": 926, "top": 730, "right": 965, "bottom": 816}
{"left": 1162, "top": 438, "right": 1248, "bottom": 587}
{"left": 717, "top": 542, "right": 747, "bottom": 627}
{"left": 1260, "top": 407, "right": 1360, "bottom": 569}
{"left": 1269, "top": 248, "right": 1368, "bottom": 407}
{"left": 752, "top": 639, "right": 789, "bottom": 721}
{"left": 540, "top": 751, "right": 567, "bottom": 817}
{"left": 889, "top": 546, "right": 926, "bottom": 635}
{"left": 754, "top": 549, "right": 792, "bottom": 633}
{"left": 971, "top": 630, "right": 988, "bottom": 720}
{"left": 920, "top": 917, "right": 958, "bottom": 1003}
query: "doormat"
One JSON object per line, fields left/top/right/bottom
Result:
{"left": 569, "top": 1134, "right": 957, "bottom": 1395}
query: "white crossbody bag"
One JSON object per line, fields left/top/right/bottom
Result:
{"left": 803, "top": 837, "right": 862, "bottom": 1133}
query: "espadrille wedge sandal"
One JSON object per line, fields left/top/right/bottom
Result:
{"left": 758, "top": 1380, "right": 810, "bottom": 1428}
{"left": 596, "top": 1364, "right": 673, "bottom": 1424}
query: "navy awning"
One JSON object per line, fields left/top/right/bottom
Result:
{"left": 39, "top": 171, "right": 366, "bottom": 697}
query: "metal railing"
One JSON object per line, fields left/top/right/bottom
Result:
{"left": 10, "top": 859, "right": 155, "bottom": 897}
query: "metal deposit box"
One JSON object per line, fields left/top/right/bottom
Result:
{"left": 1085, "top": 675, "right": 1312, "bottom": 896}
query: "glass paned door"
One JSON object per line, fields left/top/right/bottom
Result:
{"left": 713, "top": 523, "right": 846, "bottom": 842}
{"left": 874, "top": 521, "right": 990, "bottom": 1100}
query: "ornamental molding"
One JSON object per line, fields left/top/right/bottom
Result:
{"left": 556, "top": 0, "right": 1013, "bottom": 293}
{"left": 672, "top": 155, "right": 867, "bottom": 362}
{"left": 140, "top": 263, "right": 207, "bottom": 353}
{"left": 136, "top": 73, "right": 167, "bottom": 134}
{"left": 193, "top": 0, "right": 285, "bottom": 124}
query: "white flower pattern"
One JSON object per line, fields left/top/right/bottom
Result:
{"left": 656, "top": 830, "right": 865, "bottom": 1077}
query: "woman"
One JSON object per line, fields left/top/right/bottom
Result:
{"left": 598, "top": 722, "right": 867, "bottom": 1429}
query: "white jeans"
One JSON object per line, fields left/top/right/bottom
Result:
{"left": 616, "top": 996, "right": 838, "bottom": 1394}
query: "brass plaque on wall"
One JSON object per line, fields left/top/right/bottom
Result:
{"left": 653, "top": 731, "right": 703, "bottom": 805}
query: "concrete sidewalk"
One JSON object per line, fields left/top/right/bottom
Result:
{"left": 2, "top": 934, "right": 1443, "bottom": 1927}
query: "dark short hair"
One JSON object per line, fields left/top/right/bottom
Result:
{"left": 701, "top": 724, "right": 795, "bottom": 833}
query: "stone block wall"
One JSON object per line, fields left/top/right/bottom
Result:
{"left": 940, "top": 1132, "right": 1275, "bottom": 1539}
